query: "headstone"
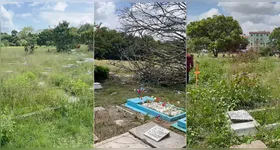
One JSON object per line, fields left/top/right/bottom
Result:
{"left": 84, "top": 58, "right": 94, "bottom": 63}
{"left": 94, "top": 82, "right": 103, "bottom": 90}
{"left": 76, "top": 61, "right": 83, "bottom": 64}
{"left": 230, "top": 140, "right": 267, "bottom": 148}
{"left": 95, "top": 132, "right": 151, "bottom": 148}
{"left": 129, "top": 122, "right": 186, "bottom": 148}
{"left": 144, "top": 125, "right": 170, "bottom": 142}
{"left": 227, "top": 110, "right": 253, "bottom": 123}
{"left": 230, "top": 121, "right": 258, "bottom": 136}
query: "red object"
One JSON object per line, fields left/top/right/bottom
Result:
{"left": 156, "top": 98, "right": 160, "bottom": 102}
{"left": 187, "top": 53, "right": 194, "bottom": 72}
{"left": 137, "top": 89, "right": 141, "bottom": 94}
{"left": 162, "top": 102, "right": 166, "bottom": 106}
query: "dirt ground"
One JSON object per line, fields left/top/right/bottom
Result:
{"left": 94, "top": 105, "right": 185, "bottom": 142}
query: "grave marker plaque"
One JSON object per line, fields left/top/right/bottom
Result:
{"left": 228, "top": 110, "right": 253, "bottom": 123}
{"left": 144, "top": 125, "right": 170, "bottom": 142}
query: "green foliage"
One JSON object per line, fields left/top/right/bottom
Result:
{"left": 1, "top": 108, "right": 15, "bottom": 147}
{"left": 37, "top": 29, "right": 54, "bottom": 46}
{"left": 187, "top": 15, "right": 244, "bottom": 57}
{"left": 259, "top": 46, "right": 274, "bottom": 56}
{"left": 53, "top": 21, "right": 75, "bottom": 52}
{"left": 94, "top": 65, "right": 109, "bottom": 82}
{"left": 270, "top": 27, "right": 280, "bottom": 51}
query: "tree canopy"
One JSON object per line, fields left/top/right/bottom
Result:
{"left": 187, "top": 15, "right": 247, "bottom": 57}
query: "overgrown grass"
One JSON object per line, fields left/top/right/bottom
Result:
{"left": 0, "top": 46, "right": 93, "bottom": 148}
{"left": 187, "top": 54, "right": 280, "bottom": 148}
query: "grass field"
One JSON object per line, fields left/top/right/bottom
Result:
{"left": 187, "top": 53, "right": 280, "bottom": 148}
{"left": 0, "top": 45, "right": 93, "bottom": 148}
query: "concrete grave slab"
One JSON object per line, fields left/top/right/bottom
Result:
{"left": 94, "top": 132, "right": 151, "bottom": 148}
{"left": 94, "top": 82, "right": 103, "bottom": 90}
{"left": 230, "top": 140, "right": 267, "bottom": 148}
{"left": 228, "top": 110, "right": 253, "bottom": 123}
{"left": 129, "top": 121, "right": 186, "bottom": 148}
{"left": 144, "top": 125, "right": 170, "bottom": 142}
{"left": 84, "top": 58, "right": 94, "bottom": 63}
{"left": 231, "top": 121, "right": 258, "bottom": 136}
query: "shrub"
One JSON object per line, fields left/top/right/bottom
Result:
{"left": 1, "top": 109, "right": 15, "bottom": 147}
{"left": 233, "top": 48, "right": 259, "bottom": 63}
{"left": 94, "top": 65, "right": 109, "bottom": 82}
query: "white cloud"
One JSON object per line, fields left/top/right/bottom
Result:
{"left": 94, "top": 2, "right": 120, "bottom": 29}
{"left": 217, "top": 2, "right": 280, "bottom": 34}
{"left": 16, "top": 13, "right": 32, "bottom": 19}
{"left": 29, "top": 2, "right": 44, "bottom": 7}
{"left": 187, "top": 8, "right": 220, "bottom": 24}
{"left": 39, "top": 12, "right": 94, "bottom": 27}
{"left": 53, "top": 2, "right": 68, "bottom": 12}
{"left": 199, "top": 8, "right": 220, "bottom": 20}
{"left": 1, "top": 5, "right": 17, "bottom": 33}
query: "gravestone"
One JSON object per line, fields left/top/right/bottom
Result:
{"left": 94, "top": 82, "right": 103, "bottom": 89}
{"left": 129, "top": 122, "right": 186, "bottom": 148}
{"left": 84, "top": 58, "right": 94, "bottom": 63}
{"left": 144, "top": 125, "right": 170, "bottom": 142}
{"left": 227, "top": 110, "right": 259, "bottom": 136}
{"left": 228, "top": 110, "right": 253, "bottom": 123}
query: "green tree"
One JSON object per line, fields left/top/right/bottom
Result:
{"left": 53, "top": 21, "right": 73, "bottom": 52}
{"left": 37, "top": 29, "right": 54, "bottom": 46}
{"left": 187, "top": 15, "right": 243, "bottom": 57}
{"left": 270, "top": 27, "right": 280, "bottom": 51}
{"left": 78, "top": 23, "right": 94, "bottom": 34}
{"left": 18, "top": 26, "right": 34, "bottom": 40}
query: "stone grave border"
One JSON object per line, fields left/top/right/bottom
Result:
{"left": 125, "top": 96, "right": 186, "bottom": 122}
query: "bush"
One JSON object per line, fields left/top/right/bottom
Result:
{"left": 259, "top": 46, "right": 274, "bottom": 57}
{"left": 233, "top": 48, "right": 259, "bottom": 63}
{"left": 94, "top": 65, "right": 109, "bottom": 82}
{"left": 1, "top": 109, "right": 15, "bottom": 147}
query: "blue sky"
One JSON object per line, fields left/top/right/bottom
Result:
{"left": 1, "top": 2, "right": 131, "bottom": 33}
{"left": 188, "top": 2, "right": 280, "bottom": 34}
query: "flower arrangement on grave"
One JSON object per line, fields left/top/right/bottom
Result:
{"left": 134, "top": 87, "right": 184, "bottom": 117}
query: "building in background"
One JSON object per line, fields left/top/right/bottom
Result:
{"left": 248, "top": 31, "right": 271, "bottom": 50}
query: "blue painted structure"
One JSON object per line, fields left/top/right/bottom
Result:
{"left": 125, "top": 96, "right": 186, "bottom": 122}
{"left": 171, "top": 117, "right": 186, "bottom": 132}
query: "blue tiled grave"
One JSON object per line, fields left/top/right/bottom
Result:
{"left": 171, "top": 117, "right": 186, "bottom": 132}
{"left": 125, "top": 96, "right": 186, "bottom": 122}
